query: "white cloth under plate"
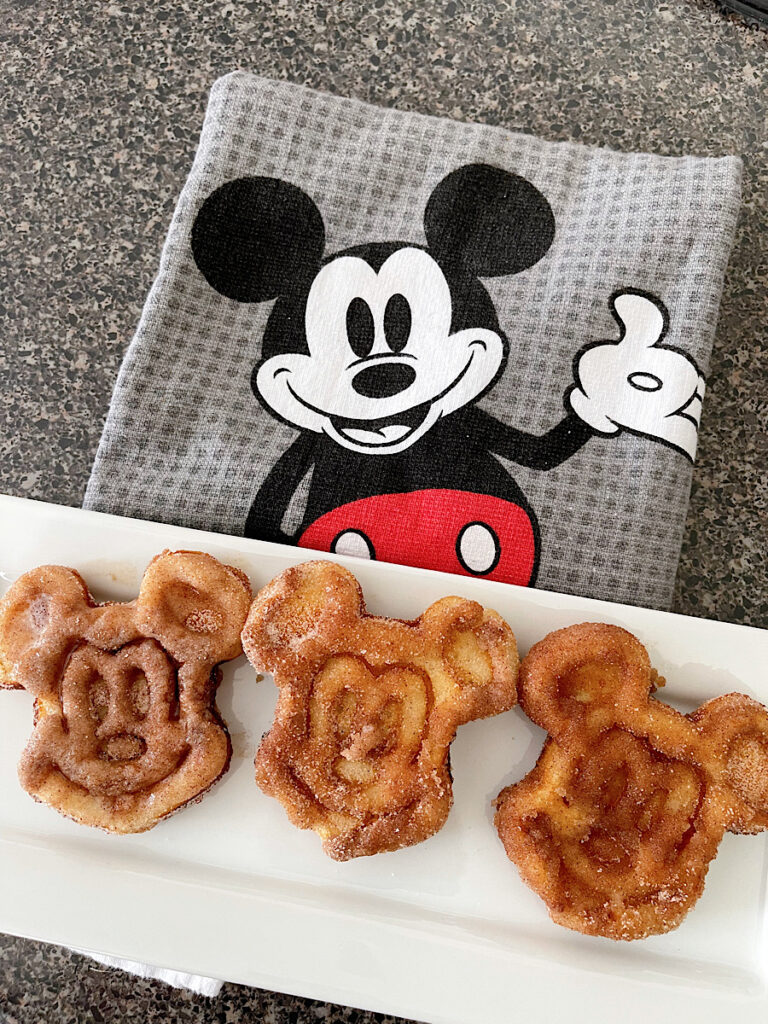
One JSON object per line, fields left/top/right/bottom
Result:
{"left": 71, "top": 946, "right": 223, "bottom": 997}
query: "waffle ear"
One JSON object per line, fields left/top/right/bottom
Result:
{"left": 0, "top": 566, "right": 92, "bottom": 693}
{"left": 694, "top": 693, "right": 768, "bottom": 829}
{"left": 135, "top": 550, "right": 252, "bottom": 666}
{"left": 242, "top": 561, "right": 364, "bottom": 676}
{"left": 517, "top": 623, "right": 653, "bottom": 738}
{"left": 420, "top": 597, "right": 518, "bottom": 723}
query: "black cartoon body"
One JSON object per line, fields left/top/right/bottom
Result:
{"left": 191, "top": 164, "right": 705, "bottom": 585}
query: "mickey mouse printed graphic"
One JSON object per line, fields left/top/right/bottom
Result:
{"left": 191, "top": 164, "right": 705, "bottom": 586}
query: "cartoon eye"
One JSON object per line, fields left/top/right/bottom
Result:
{"left": 346, "top": 297, "right": 376, "bottom": 359}
{"left": 384, "top": 293, "right": 412, "bottom": 353}
{"left": 130, "top": 672, "right": 151, "bottom": 719}
{"left": 89, "top": 678, "right": 110, "bottom": 723}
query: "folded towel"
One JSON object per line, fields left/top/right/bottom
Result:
{"left": 85, "top": 72, "right": 741, "bottom": 611}
{"left": 81, "top": 71, "right": 743, "bottom": 990}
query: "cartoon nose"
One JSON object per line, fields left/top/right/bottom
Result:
{"left": 351, "top": 362, "right": 416, "bottom": 398}
{"left": 100, "top": 733, "right": 146, "bottom": 762}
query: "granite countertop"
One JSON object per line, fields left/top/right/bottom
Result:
{"left": 2, "top": 1, "right": 766, "bottom": 1021}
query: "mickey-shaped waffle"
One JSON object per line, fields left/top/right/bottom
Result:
{"left": 242, "top": 560, "right": 518, "bottom": 860}
{"left": 0, "top": 551, "right": 251, "bottom": 833}
{"left": 494, "top": 622, "right": 768, "bottom": 940}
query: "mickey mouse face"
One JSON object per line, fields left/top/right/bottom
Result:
{"left": 0, "top": 551, "right": 252, "bottom": 833}
{"left": 257, "top": 246, "right": 505, "bottom": 452}
{"left": 192, "top": 164, "right": 555, "bottom": 454}
{"left": 57, "top": 640, "right": 188, "bottom": 795}
{"left": 242, "top": 560, "right": 519, "bottom": 859}
{"left": 495, "top": 623, "right": 768, "bottom": 939}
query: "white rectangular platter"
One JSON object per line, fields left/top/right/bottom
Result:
{"left": 1, "top": 493, "right": 767, "bottom": 1024}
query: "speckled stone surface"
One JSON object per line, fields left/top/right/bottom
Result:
{"left": 1, "top": 0, "right": 766, "bottom": 1021}
{"left": 0, "top": 934, "right": 415, "bottom": 1024}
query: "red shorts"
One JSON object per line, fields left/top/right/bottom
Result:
{"left": 298, "top": 488, "right": 536, "bottom": 586}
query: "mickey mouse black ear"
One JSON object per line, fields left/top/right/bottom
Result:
{"left": 424, "top": 163, "right": 555, "bottom": 278}
{"left": 191, "top": 176, "right": 325, "bottom": 303}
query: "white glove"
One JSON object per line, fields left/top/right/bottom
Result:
{"left": 568, "top": 290, "right": 705, "bottom": 462}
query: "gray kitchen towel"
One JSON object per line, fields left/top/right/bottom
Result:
{"left": 85, "top": 71, "right": 742, "bottom": 609}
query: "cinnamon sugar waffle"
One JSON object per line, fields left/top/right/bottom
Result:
{"left": 494, "top": 622, "right": 768, "bottom": 939}
{"left": 242, "top": 560, "right": 519, "bottom": 860}
{"left": 0, "top": 550, "right": 251, "bottom": 832}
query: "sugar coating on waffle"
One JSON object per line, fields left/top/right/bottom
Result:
{"left": 0, "top": 550, "right": 252, "bottom": 833}
{"left": 494, "top": 622, "right": 768, "bottom": 940}
{"left": 242, "top": 560, "right": 519, "bottom": 861}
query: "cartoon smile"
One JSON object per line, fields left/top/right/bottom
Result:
{"left": 329, "top": 399, "right": 434, "bottom": 447}
{"left": 284, "top": 373, "right": 441, "bottom": 450}
{"left": 276, "top": 344, "right": 491, "bottom": 454}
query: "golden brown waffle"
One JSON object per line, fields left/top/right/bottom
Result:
{"left": 242, "top": 560, "right": 518, "bottom": 860}
{"left": 494, "top": 622, "right": 768, "bottom": 940}
{"left": 0, "top": 550, "right": 252, "bottom": 833}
